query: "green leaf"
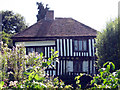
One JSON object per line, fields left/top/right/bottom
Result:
{"left": 35, "top": 74, "right": 45, "bottom": 82}
{"left": 75, "top": 75, "right": 81, "bottom": 80}
{"left": 51, "top": 49, "right": 54, "bottom": 52}
{"left": 28, "top": 74, "right": 33, "bottom": 81}
{"left": 55, "top": 51, "right": 58, "bottom": 54}
{"left": 46, "top": 61, "right": 52, "bottom": 66}
{"left": 35, "top": 74, "right": 39, "bottom": 81}
{"left": 100, "top": 72, "right": 103, "bottom": 77}
{"left": 42, "top": 62, "right": 47, "bottom": 67}
{"left": 38, "top": 77, "right": 45, "bottom": 82}
{"left": 24, "top": 72, "right": 31, "bottom": 75}
{"left": 103, "top": 62, "right": 109, "bottom": 68}
{"left": 34, "top": 56, "right": 40, "bottom": 61}
{"left": 111, "top": 62, "right": 115, "bottom": 70}
{"left": 106, "top": 64, "right": 110, "bottom": 71}
{"left": 40, "top": 52, "right": 43, "bottom": 58}
{"left": 76, "top": 80, "right": 80, "bottom": 84}
{"left": 0, "top": 81, "right": 4, "bottom": 89}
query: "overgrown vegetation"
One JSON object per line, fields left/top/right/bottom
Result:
{"left": 1, "top": 42, "right": 120, "bottom": 89}
{"left": 91, "top": 62, "right": 120, "bottom": 89}
{"left": 0, "top": 42, "right": 73, "bottom": 89}
{"left": 1, "top": 10, "right": 27, "bottom": 47}
{"left": 75, "top": 62, "right": 120, "bottom": 89}
{"left": 95, "top": 18, "right": 120, "bottom": 70}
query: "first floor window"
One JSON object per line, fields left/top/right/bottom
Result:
{"left": 74, "top": 40, "right": 87, "bottom": 51}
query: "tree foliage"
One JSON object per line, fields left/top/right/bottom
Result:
{"left": 2, "top": 10, "right": 27, "bottom": 34}
{"left": 36, "top": 2, "right": 49, "bottom": 21}
{"left": 95, "top": 18, "right": 120, "bottom": 69}
{"left": 1, "top": 10, "right": 27, "bottom": 47}
{"left": 1, "top": 31, "right": 12, "bottom": 48}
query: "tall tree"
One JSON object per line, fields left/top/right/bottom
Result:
{"left": 96, "top": 18, "right": 120, "bottom": 70}
{"left": 2, "top": 10, "right": 27, "bottom": 34}
{"left": 36, "top": 2, "right": 49, "bottom": 21}
{"left": 1, "top": 10, "right": 27, "bottom": 47}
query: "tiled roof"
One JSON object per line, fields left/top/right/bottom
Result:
{"left": 13, "top": 18, "right": 97, "bottom": 38}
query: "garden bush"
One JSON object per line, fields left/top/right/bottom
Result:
{"left": 0, "top": 42, "right": 120, "bottom": 89}
{"left": 75, "top": 61, "right": 120, "bottom": 89}
{"left": 0, "top": 42, "right": 73, "bottom": 89}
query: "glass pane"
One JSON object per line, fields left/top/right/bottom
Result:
{"left": 36, "top": 47, "right": 44, "bottom": 54}
{"left": 79, "top": 40, "right": 82, "bottom": 51}
{"left": 74, "top": 61, "right": 81, "bottom": 72}
{"left": 74, "top": 40, "right": 78, "bottom": 51}
{"left": 28, "top": 48, "right": 35, "bottom": 53}
{"left": 83, "top": 40, "right": 87, "bottom": 50}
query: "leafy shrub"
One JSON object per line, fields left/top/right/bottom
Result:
{"left": 1, "top": 42, "right": 27, "bottom": 81}
{"left": 0, "top": 43, "right": 73, "bottom": 89}
{"left": 75, "top": 62, "right": 120, "bottom": 89}
{"left": 91, "top": 62, "right": 119, "bottom": 89}
{"left": 75, "top": 73, "right": 93, "bottom": 89}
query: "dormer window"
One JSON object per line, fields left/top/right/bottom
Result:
{"left": 74, "top": 40, "right": 87, "bottom": 51}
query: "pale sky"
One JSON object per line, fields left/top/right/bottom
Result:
{"left": 0, "top": 0, "right": 119, "bottom": 31}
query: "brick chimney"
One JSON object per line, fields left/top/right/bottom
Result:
{"left": 45, "top": 10, "right": 54, "bottom": 20}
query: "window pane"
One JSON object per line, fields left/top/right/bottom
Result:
{"left": 79, "top": 40, "right": 82, "bottom": 51}
{"left": 28, "top": 48, "right": 35, "bottom": 53}
{"left": 83, "top": 40, "right": 87, "bottom": 50}
{"left": 36, "top": 47, "right": 45, "bottom": 54}
{"left": 74, "top": 40, "right": 78, "bottom": 51}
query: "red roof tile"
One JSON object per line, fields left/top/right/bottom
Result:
{"left": 13, "top": 18, "right": 97, "bottom": 38}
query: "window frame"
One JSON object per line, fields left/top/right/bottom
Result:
{"left": 73, "top": 39, "right": 88, "bottom": 52}
{"left": 26, "top": 46, "right": 45, "bottom": 55}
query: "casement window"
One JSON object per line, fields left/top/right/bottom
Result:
{"left": 26, "top": 46, "right": 45, "bottom": 55}
{"left": 74, "top": 40, "right": 87, "bottom": 51}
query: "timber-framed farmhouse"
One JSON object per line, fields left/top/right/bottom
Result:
{"left": 12, "top": 10, "right": 97, "bottom": 76}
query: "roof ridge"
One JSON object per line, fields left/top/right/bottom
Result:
{"left": 12, "top": 19, "right": 45, "bottom": 37}
{"left": 55, "top": 17, "right": 72, "bottom": 19}
{"left": 72, "top": 18, "right": 97, "bottom": 31}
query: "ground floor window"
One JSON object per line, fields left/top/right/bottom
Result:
{"left": 26, "top": 46, "right": 45, "bottom": 55}
{"left": 73, "top": 60, "right": 83, "bottom": 72}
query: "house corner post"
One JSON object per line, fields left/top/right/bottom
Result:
{"left": 118, "top": 1, "right": 120, "bottom": 66}
{"left": 0, "top": 12, "right": 2, "bottom": 82}
{"left": 0, "top": 13, "right": 2, "bottom": 51}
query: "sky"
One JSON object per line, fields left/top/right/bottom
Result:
{"left": 0, "top": 0, "right": 119, "bottom": 31}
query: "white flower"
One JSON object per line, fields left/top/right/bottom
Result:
{"left": 14, "top": 81, "right": 18, "bottom": 84}
{"left": 101, "top": 68, "right": 106, "bottom": 71}
{"left": 9, "top": 81, "right": 18, "bottom": 86}
{"left": 9, "top": 81, "right": 14, "bottom": 86}
{"left": 8, "top": 71, "right": 13, "bottom": 74}
{"left": 112, "top": 72, "right": 117, "bottom": 76}
{"left": 40, "top": 82, "right": 47, "bottom": 88}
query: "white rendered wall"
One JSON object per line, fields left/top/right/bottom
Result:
{"left": 15, "top": 41, "right": 55, "bottom": 46}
